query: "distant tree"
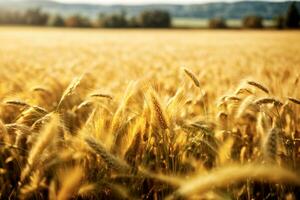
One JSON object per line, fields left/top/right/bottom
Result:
{"left": 64, "top": 14, "right": 91, "bottom": 28}
{"left": 24, "top": 8, "right": 48, "bottom": 25}
{"left": 99, "top": 11, "right": 128, "bottom": 28}
{"left": 97, "top": 13, "right": 106, "bottom": 25}
{"left": 242, "top": 15, "right": 263, "bottom": 29}
{"left": 208, "top": 18, "right": 227, "bottom": 29}
{"left": 0, "top": 10, "right": 24, "bottom": 24}
{"left": 285, "top": 2, "right": 300, "bottom": 28}
{"left": 47, "top": 14, "right": 65, "bottom": 27}
{"left": 138, "top": 10, "right": 171, "bottom": 28}
{"left": 128, "top": 16, "right": 140, "bottom": 28}
{"left": 274, "top": 15, "right": 285, "bottom": 29}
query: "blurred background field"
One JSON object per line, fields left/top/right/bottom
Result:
{"left": 1, "top": 27, "right": 299, "bottom": 102}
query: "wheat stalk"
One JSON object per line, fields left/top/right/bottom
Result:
{"left": 124, "top": 131, "right": 142, "bottom": 166}
{"left": 110, "top": 81, "right": 137, "bottom": 135}
{"left": 184, "top": 68, "right": 200, "bottom": 87}
{"left": 21, "top": 114, "right": 60, "bottom": 182}
{"left": 263, "top": 127, "right": 279, "bottom": 163}
{"left": 255, "top": 98, "right": 283, "bottom": 106}
{"left": 5, "top": 100, "right": 30, "bottom": 107}
{"left": 85, "top": 136, "right": 131, "bottom": 173}
{"left": 288, "top": 97, "right": 300, "bottom": 105}
{"left": 148, "top": 89, "right": 169, "bottom": 130}
{"left": 56, "top": 76, "right": 83, "bottom": 110}
{"left": 32, "top": 106, "right": 48, "bottom": 115}
{"left": 90, "top": 93, "right": 113, "bottom": 100}
{"left": 31, "top": 86, "right": 51, "bottom": 95}
{"left": 247, "top": 81, "right": 269, "bottom": 94}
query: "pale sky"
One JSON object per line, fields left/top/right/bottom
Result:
{"left": 54, "top": 0, "right": 285, "bottom": 5}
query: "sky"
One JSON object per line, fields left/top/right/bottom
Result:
{"left": 53, "top": 0, "right": 285, "bottom": 5}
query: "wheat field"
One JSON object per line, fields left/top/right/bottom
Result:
{"left": 0, "top": 27, "right": 300, "bottom": 199}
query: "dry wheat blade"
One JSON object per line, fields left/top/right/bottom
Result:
{"left": 166, "top": 164, "right": 300, "bottom": 200}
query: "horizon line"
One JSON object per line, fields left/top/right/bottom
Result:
{"left": 51, "top": 0, "right": 293, "bottom": 6}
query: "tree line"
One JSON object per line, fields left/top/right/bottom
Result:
{"left": 209, "top": 2, "right": 299, "bottom": 29}
{"left": 0, "top": 8, "right": 171, "bottom": 28}
{"left": 0, "top": 2, "right": 299, "bottom": 29}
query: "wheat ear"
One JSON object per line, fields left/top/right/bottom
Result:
{"left": 85, "top": 136, "right": 131, "bottom": 173}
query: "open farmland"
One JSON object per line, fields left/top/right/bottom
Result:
{"left": 0, "top": 27, "right": 300, "bottom": 199}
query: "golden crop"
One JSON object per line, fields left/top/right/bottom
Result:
{"left": 0, "top": 27, "right": 299, "bottom": 199}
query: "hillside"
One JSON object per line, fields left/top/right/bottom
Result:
{"left": 0, "top": 0, "right": 299, "bottom": 19}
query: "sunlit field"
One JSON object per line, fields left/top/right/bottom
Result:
{"left": 0, "top": 27, "right": 300, "bottom": 199}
